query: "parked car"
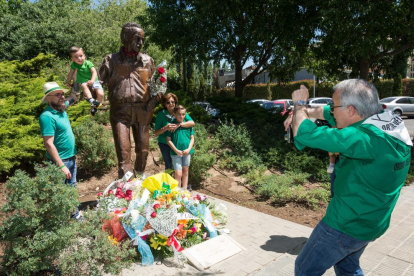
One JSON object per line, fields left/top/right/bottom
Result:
{"left": 246, "top": 99, "right": 269, "bottom": 106}
{"left": 380, "top": 96, "right": 414, "bottom": 117}
{"left": 193, "top": 101, "right": 220, "bottom": 117}
{"left": 307, "top": 97, "right": 332, "bottom": 108}
{"left": 261, "top": 100, "right": 290, "bottom": 115}
{"left": 276, "top": 99, "right": 294, "bottom": 106}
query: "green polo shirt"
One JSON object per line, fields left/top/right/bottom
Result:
{"left": 70, "top": 60, "right": 98, "bottom": 84}
{"left": 155, "top": 109, "right": 193, "bottom": 144}
{"left": 39, "top": 102, "right": 76, "bottom": 160}
{"left": 294, "top": 112, "right": 411, "bottom": 240}
{"left": 165, "top": 119, "right": 195, "bottom": 156}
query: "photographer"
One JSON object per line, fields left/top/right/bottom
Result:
{"left": 287, "top": 80, "right": 412, "bottom": 275}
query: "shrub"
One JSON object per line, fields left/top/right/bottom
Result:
{"left": 57, "top": 209, "right": 137, "bottom": 276}
{"left": 0, "top": 164, "right": 79, "bottom": 275}
{"left": 189, "top": 124, "right": 218, "bottom": 185}
{"left": 245, "top": 170, "right": 329, "bottom": 208}
{"left": 73, "top": 118, "right": 117, "bottom": 172}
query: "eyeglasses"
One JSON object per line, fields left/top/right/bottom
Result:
{"left": 47, "top": 93, "right": 65, "bottom": 98}
{"left": 329, "top": 102, "right": 342, "bottom": 112}
{"left": 166, "top": 101, "right": 175, "bottom": 105}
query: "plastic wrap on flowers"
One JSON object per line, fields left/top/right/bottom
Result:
{"left": 183, "top": 199, "right": 218, "bottom": 238}
{"left": 123, "top": 203, "right": 155, "bottom": 266}
{"left": 149, "top": 60, "right": 167, "bottom": 96}
{"left": 142, "top": 173, "right": 178, "bottom": 195}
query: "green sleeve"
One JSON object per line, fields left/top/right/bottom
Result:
{"left": 39, "top": 114, "right": 56, "bottom": 136}
{"left": 323, "top": 105, "right": 336, "bottom": 127}
{"left": 190, "top": 127, "right": 194, "bottom": 135}
{"left": 294, "top": 119, "right": 375, "bottom": 160}
{"left": 86, "top": 60, "right": 95, "bottom": 68}
{"left": 184, "top": 112, "right": 193, "bottom": 122}
{"left": 70, "top": 62, "right": 76, "bottom": 70}
{"left": 155, "top": 111, "right": 166, "bottom": 130}
{"left": 165, "top": 131, "right": 172, "bottom": 138}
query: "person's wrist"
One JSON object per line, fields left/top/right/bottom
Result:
{"left": 59, "top": 164, "right": 66, "bottom": 169}
{"left": 294, "top": 100, "right": 307, "bottom": 106}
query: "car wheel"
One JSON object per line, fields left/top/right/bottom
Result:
{"left": 393, "top": 109, "right": 402, "bottom": 117}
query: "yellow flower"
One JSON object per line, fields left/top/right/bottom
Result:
{"left": 195, "top": 222, "right": 202, "bottom": 233}
{"left": 149, "top": 234, "right": 168, "bottom": 250}
{"left": 107, "top": 235, "right": 119, "bottom": 245}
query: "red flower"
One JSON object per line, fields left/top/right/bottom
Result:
{"left": 153, "top": 203, "right": 160, "bottom": 209}
{"left": 158, "top": 67, "right": 165, "bottom": 74}
{"left": 151, "top": 212, "right": 157, "bottom": 218}
{"left": 160, "top": 76, "right": 166, "bottom": 83}
{"left": 108, "top": 190, "right": 114, "bottom": 195}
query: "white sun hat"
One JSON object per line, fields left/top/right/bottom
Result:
{"left": 41, "top": 82, "right": 68, "bottom": 103}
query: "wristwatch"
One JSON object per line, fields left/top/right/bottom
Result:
{"left": 294, "top": 100, "right": 307, "bottom": 107}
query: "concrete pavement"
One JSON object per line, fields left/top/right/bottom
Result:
{"left": 120, "top": 184, "right": 414, "bottom": 275}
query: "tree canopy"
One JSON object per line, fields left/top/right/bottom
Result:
{"left": 312, "top": 0, "right": 414, "bottom": 80}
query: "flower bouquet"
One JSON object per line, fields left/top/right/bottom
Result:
{"left": 149, "top": 60, "right": 167, "bottom": 96}
{"left": 96, "top": 172, "right": 228, "bottom": 267}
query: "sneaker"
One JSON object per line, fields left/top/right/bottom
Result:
{"left": 327, "top": 163, "right": 335, "bottom": 173}
{"left": 90, "top": 107, "right": 98, "bottom": 116}
{"left": 93, "top": 100, "right": 102, "bottom": 109}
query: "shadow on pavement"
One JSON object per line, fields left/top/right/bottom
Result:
{"left": 261, "top": 235, "right": 308, "bottom": 255}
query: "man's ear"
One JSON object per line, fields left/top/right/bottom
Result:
{"left": 348, "top": 105, "right": 358, "bottom": 117}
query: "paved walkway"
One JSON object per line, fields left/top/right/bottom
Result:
{"left": 120, "top": 184, "right": 414, "bottom": 275}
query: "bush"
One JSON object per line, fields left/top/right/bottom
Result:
{"left": 0, "top": 164, "right": 79, "bottom": 275}
{"left": 245, "top": 169, "right": 329, "bottom": 208}
{"left": 189, "top": 124, "right": 218, "bottom": 185}
{"left": 57, "top": 209, "right": 137, "bottom": 276}
{"left": 73, "top": 118, "right": 117, "bottom": 172}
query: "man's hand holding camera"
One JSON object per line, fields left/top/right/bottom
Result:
{"left": 284, "top": 85, "right": 310, "bottom": 141}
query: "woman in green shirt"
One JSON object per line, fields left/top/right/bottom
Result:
{"left": 154, "top": 93, "right": 195, "bottom": 170}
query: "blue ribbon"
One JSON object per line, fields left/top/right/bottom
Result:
{"left": 183, "top": 198, "right": 218, "bottom": 238}
{"left": 122, "top": 200, "right": 154, "bottom": 266}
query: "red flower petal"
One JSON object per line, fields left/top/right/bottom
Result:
{"left": 158, "top": 67, "right": 165, "bottom": 74}
{"left": 160, "top": 76, "right": 166, "bottom": 83}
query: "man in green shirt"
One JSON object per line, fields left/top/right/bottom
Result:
{"left": 289, "top": 79, "right": 412, "bottom": 275}
{"left": 39, "top": 82, "right": 81, "bottom": 218}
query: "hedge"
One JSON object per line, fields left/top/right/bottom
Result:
{"left": 218, "top": 78, "right": 414, "bottom": 100}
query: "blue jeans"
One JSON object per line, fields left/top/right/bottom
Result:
{"left": 295, "top": 221, "right": 371, "bottom": 276}
{"left": 61, "top": 157, "right": 79, "bottom": 218}
{"left": 172, "top": 154, "right": 191, "bottom": 171}
{"left": 63, "top": 156, "right": 77, "bottom": 187}
{"left": 159, "top": 142, "right": 172, "bottom": 170}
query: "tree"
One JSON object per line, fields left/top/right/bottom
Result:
{"left": 313, "top": 0, "right": 414, "bottom": 80}
{"left": 192, "top": 0, "right": 319, "bottom": 97}
{"left": 147, "top": 0, "right": 319, "bottom": 97}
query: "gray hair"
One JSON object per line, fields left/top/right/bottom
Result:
{"left": 333, "top": 79, "right": 382, "bottom": 119}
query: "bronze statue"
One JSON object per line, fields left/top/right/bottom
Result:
{"left": 99, "top": 22, "right": 161, "bottom": 178}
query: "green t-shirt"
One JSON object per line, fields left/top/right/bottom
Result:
{"left": 155, "top": 109, "right": 193, "bottom": 144}
{"left": 70, "top": 60, "right": 98, "bottom": 84}
{"left": 165, "top": 119, "right": 195, "bottom": 156}
{"left": 39, "top": 102, "right": 77, "bottom": 160}
{"left": 294, "top": 112, "right": 411, "bottom": 240}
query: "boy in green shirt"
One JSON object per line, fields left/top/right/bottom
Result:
{"left": 66, "top": 46, "right": 104, "bottom": 116}
{"left": 166, "top": 105, "right": 195, "bottom": 190}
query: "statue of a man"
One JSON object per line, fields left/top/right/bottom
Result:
{"left": 99, "top": 22, "right": 160, "bottom": 178}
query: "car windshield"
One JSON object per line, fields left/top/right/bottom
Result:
{"left": 380, "top": 97, "right": 396, "bottom": 103}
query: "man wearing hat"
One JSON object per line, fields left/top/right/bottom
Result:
{"left": 39, "top": 81, "right": 78, "bottom": 187}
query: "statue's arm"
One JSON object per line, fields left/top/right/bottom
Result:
{"left": 98, "top": 55, "right": 111, "bottom": 84}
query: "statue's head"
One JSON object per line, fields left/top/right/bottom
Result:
{"left": 121, "top": 22, "right": 145, "bottom": 53}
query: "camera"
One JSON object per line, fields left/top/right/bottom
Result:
{"left": 284, "top": 125, "right": 294, "bottom": 143}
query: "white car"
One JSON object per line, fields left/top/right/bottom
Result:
{"left": 307, "top": 97, "right": 332, "bottom": 108}
{"left": 246, "top": 99, "right": 269, "bottom": 106}
{"left": 380, "top": 96, "right": 414, "bottom": 117}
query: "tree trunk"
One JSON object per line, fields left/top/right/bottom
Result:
{"left": 359, "top": 59, "right": 370, "bottom": 80}
{"left": 234, "top": 56, "right": 243, "bottom": 97}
